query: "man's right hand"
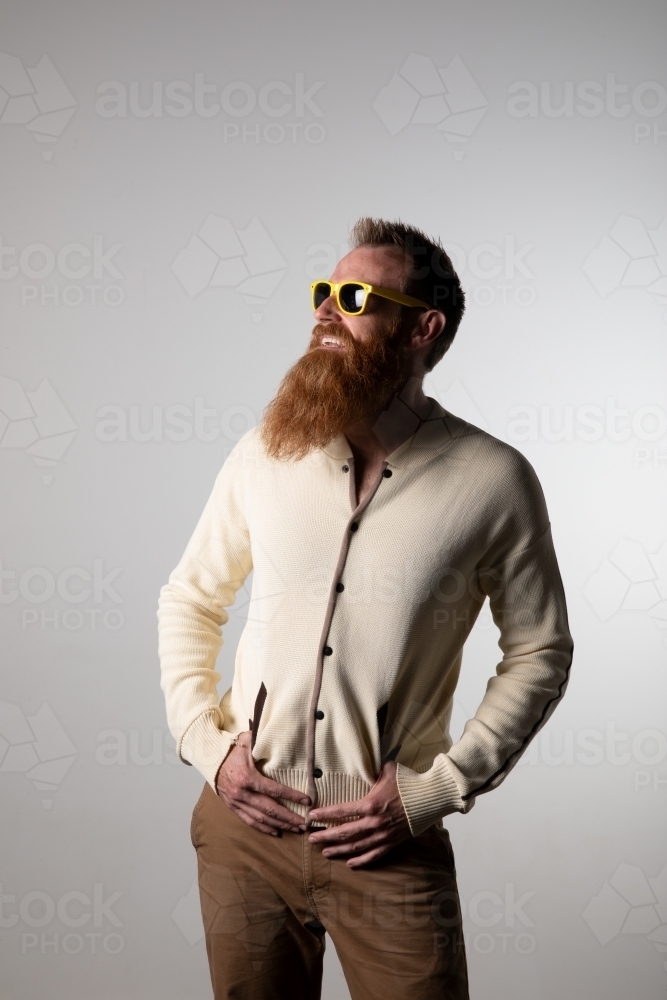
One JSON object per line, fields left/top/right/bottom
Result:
{"left": 215, "top": 731, "right": 310, "bottom": 836}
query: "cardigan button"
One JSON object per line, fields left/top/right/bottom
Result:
{"left": 315, "top": 710, "right": 324, "bottom": 720}
{"left": 323, "top": 646, "right": 333, "bottom": 656}
{"left": 313, "top": 767, "right": 323, "bottom": 778}
{"left": 350, "top": 522, "right": 358, "bottom": 532}
{"left": 335, "top": 582, "right": 344, "bottom": 593}
{"left": 342, "top": 465, "right": 349, "bottom": 472}
{"left": 382, "top": 468, "right": 393, "bottom": 478}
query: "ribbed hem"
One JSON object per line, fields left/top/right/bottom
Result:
{"left": 263, "top": 768, "right": 372, "bottom": 822}
{"left": 396, "top": 758, "right": 465, "bottom": 837}
{"left": 179, "top": 708, "right": 238, "bottom": 791}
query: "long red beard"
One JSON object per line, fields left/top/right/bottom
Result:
{"left": 260, "top": 319, "right": 413, "bottom": 461}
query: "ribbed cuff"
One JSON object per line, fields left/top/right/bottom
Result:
{"left": 396, "top": 757, "right": 465, "bottom": 837}
{"left": 178, "top": 708, "right": 238, "bottom": 791}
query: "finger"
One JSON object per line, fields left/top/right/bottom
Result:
{"left": 238, "top": 801, "right": 294, "bottom": 833}
{"left": 308, "top": 799, "right": 370, "bottom": 822}
{"left": 309, "top": 817, "right": 379, "bottom": 844}
{"left": 238, "top": 791, "right": 307, "bottom": 829}
{"left": 320, "top": 832, "right": 386, "bottom": 858}
{"left": 234, "top": 806, "right": 281, "bottom": 836}
{"left": 347, "top": 846, "right": 389, "bottom": 868}
{"left": 250, "top": 776, "right": 310, "bottom": 806}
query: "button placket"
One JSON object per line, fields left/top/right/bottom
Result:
{"left": 306, "top": 457, "right": 390, "bottom": 810}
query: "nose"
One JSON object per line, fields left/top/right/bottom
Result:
{"left": 314, "top": 290, "right": 344, "bottom": 324}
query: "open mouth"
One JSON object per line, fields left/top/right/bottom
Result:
{"left": 318, "top": 335, "right": 345, "bottom": 350}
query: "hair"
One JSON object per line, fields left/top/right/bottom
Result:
{"left": 349, "top": 217, "right": 465, "bottom": 371}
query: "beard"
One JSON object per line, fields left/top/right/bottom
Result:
{"left": 259, "top": 316, "right": 414, "bottom": 461}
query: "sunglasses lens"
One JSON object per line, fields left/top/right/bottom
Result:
{"left": 313, "top": 282, "right": 332, "bottom": 308}
{"left": 339, "top": 283, "right": 366, "bottom": 314}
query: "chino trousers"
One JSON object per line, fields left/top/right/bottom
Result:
{"left": 191, "top": 782, "right": 469, "bottom": 1000}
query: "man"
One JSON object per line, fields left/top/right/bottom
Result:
{"left": 158, "top": 218, "right": 573, "bottom": 999}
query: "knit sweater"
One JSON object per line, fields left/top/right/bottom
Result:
{"left": 157, "top": 399, "right": 573, "bottom": 836}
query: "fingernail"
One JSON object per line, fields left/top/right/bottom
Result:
{"left": 299, "top": 825, "right": 307, "bottom": 832}
{"left": 300, "top": 798, "right": 310, "bottom": 805}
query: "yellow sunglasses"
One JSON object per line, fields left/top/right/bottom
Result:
{"left": 311, "top": 279, "right": 431, "bottom": 316}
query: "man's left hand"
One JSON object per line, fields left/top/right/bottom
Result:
{"left": 307, "top": 761, "right": 411, "bottom": 868}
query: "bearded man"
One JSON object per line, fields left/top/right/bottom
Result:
{"left": 158, "top": 218, "right": 573, "bottom": 1000}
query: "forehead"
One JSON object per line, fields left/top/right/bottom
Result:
{"left": 331, "top": 245, "right": 410, "bottom": 289}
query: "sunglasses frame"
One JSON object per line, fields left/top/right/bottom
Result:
{"left": 311, "top": 279, "right": 431, "bottom": 316}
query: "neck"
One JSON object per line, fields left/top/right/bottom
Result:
{"left": 343, "top": 376, "right": 432, "bottom": 464}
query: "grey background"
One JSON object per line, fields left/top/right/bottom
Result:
{"left": 1, "top": 1, "right": 666, "bottom": 997}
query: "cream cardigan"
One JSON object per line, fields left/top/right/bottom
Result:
{"left": 158, "top": 400, "right": 573, "bottom": 836}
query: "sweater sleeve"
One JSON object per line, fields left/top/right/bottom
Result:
{"left": 157, "top": 441, "right": 252, "bottom": 790}
{"left": 396, "top": 460, "right": 573, "bottom": 836}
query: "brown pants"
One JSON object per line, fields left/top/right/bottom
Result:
{"left": 191, "top": 782, "right": 469, "bottom": 1000}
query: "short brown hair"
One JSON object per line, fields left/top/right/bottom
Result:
{"left": 349, "top": 217, "right": 465, "bottom": 371}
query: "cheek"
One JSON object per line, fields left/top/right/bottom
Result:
{"left": 347, "top": 319, "right": 377, "bottom": 346}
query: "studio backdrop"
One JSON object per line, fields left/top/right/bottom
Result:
{"left": 1, "top": 1, "right": 666, "bottom": 997}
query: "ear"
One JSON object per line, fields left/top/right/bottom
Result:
{"left": 411, "top": 310, "right": 445, "bottom": 350}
